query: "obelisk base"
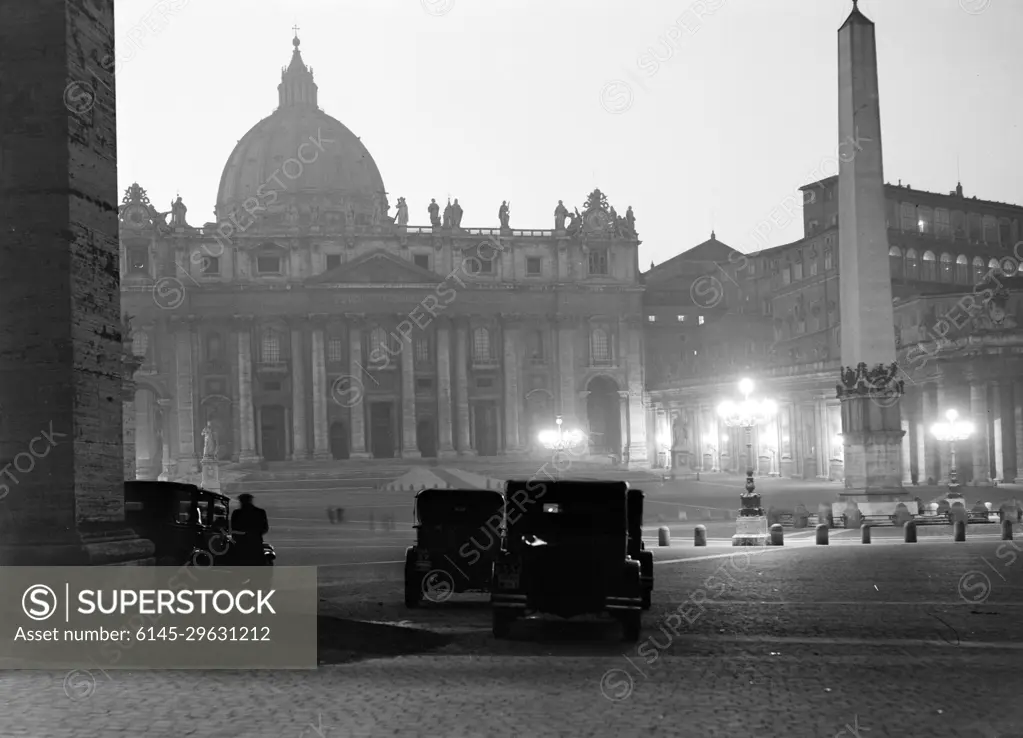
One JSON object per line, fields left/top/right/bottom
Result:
{"left": 732, "top": 516, "right": 768, "bottom": 546}
{"left": 200, "top": 458, "right": 221, "bottom": 493}
{"left": 0, "top": 525, "right": 155, "bottom": 566}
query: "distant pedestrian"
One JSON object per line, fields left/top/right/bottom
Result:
{"left": 335, "top": 507, "right": 345, "bottom": 523}
{"left": 327, "top": 507, "right": 336, "bottom": 524}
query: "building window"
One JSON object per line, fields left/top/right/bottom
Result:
{"left": 698, "top": 315, "right": 705, "bottom": 325}
{"left": 131, "top": 330, "right": 149, "bottom": 358}
{"left": 808, "top": 220, "right": 819, "bottom": 235}
{"left": 368, "top": 327, "right": 391, "bottom": 367}
{"left": 127, "top": 247, "right": 149, "bottom": 275}
{"left": 792, "top": 261, "right": 803, "bottom": 281}
{"left": 953, "top": 255, "right": 969, "bottom": 284}
{"left": 201, "top": 256, "right": 220, "bottom": 275}
{"left": 677, "top": 315, "right": 685, "bottom": 322}
{"left": 782, "top": 267, "right": 791, "bottom": 285}
{"left": 885, "top": 199, "right": 897, "bottom": 229}
{"left": 988, "top": 258, "right": 1000, "bottom": 273}
{"left": 900, "top": 202, "right": 916, "bottom": 231}
{"left": 464, "top": 249, "right": 494, "bottom": 274}
{"left": 327, "top": 337, "right": 345, "bottom": 363}
{"left": 257, "top": 256, "right": 281, "bottom": 274}
{"left": 748, "top": 261, "right": 756, "bottom": 276}
{"left": 905, "top": 248, "right": 919, "bottom": 279}
{"left": 647, "top": 315, "right": 656, "bottom": 322}
{"left": 526, "top": 257, "right": 542, "bottom": 275}
{"left": 587, "top": 249, "right": 609, "bottom": 276}
{"left": 983, "top": 215, "right": 998, "bottom": 243}
{"left": 824, "top": 248, "right": 833, "bottom": 271}
{"left": 968, "top": 213, "right": 982, "bottom": 241}
{"left": 472, "top": 327, "right": 492, "bottom": 364}
{"left": 590, "top": 328, "right": 611, "bottom": 365}
{"left": 998, "top": 218, "right": 1012, "bottom": 247}
{"left": 809, "top": 256, "right": 818, "bottom": 276}
{"left": 935, "top": 208, "right": 951, "bottom": 238}
{"left": 413, "top": 253, "right": 430, "bottom": 270}
{"left": 528, "top": 330, "right": 545, "bottom": 364}
{"left": 261, "top": 330, "right": 281, "bottom": 363}
{"left": 952, "top": 210, "right": 966, "bottom": 238}
{"left": 917, "top": 206, "right": 933, "bottom": 235}
{"left": 939, "top": 253, "right": 953, "bottom": 282}
{"left": 972, "top": 256, "right": 985, "bottom": 282}
{"left": 826, "top": 187, "right": 834, "bottom": 201}
{"left": 205, "top": 332, "right": 222, "bottom": 363}
{"left": 415, "top": 377, "right": 434, "bottom": 391}
{"left": 921, "top": 250, "right": 936, "bottom": 281}
{"left": 325, "top": 254, "right": 342, "bottom": 271}
{"left": 889, "top": 246, "right": 903, "bottom": 278}
{"left": 762, "top": 300, "right": 773, "bottom": 316}
{"left": 414, "top": 337, "right": 430, "bottom": 364}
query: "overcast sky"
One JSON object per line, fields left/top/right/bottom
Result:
{"left": 113, "top": 0, "right": 1020, "bottom": 266}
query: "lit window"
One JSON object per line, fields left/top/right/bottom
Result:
{"left": 698, "top": 316, "right": 705, "bottom": 325}
{"left": 954, "top": 255, "right": 969, "bottom": 284}
{"left": 677, "top": 315, "right": 685, "bottom": 322}
{"left": 647, "top": 315, "right": 656, "bottom": 322}
{"left": 261, "top": 330, "right": 281, "bottom": 363}
{"left": 472, "top": 327, "right": 492, "bottom": 364}
{"left": 921, "top": 251, "right": 936, "bottom": 281}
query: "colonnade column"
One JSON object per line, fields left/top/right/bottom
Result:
{"left": 1014, "top": 378, "right": 1023, "bottom": 484}
{"left": 435, "top": 317, "right": 457, "bottom": 458}
{"left": 399, "top": 325, "right": 420, "bottom": 458}
{"left": 454, "top": 318, "right": 473, "bottom": 455}
{"left": 347, "top": 318, "right": 370, "bottom": 458}
{"left": 157, "top": 398, "right": 174, "bottom": 481}
{"left": 556, "top": 316, "right": 578, "bottom": 427}
{"left": 310, "top": 316, "right": 331, "bottom": 460}
{"left": 234, "top": 315, "right": 260, "bottom": 464}
{"left": 935, "top": 378, "right": 953, "bottom": 485}
{"left": 172, "top": 316, "right": 199, "bottom": 475}
{"left": 290, "top": 319, "right": 308, "bottom": 460}
{"left": 503, "top": 316, "right": 523, "bottom": 453}
{"left": 969, "top": 375, "right": 992, "bottom": 486}
{"left": 992, "top": 380, "right": 1005, "bottom": 482}
{"left": 920, "top": 384, "right": 938, "bottom": 484}
{"left": 625, "top": 318, "right": 648, "bottom": 464}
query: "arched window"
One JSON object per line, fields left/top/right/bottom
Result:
{"left": 888, "top": 246, "right": 903, "bottom": 278}
{"left": 939, "top": 253, "right": 953, "bottom": 283}
{"left": 591, "top": 328, "right": 611, "bottom": 365}
{"left": 955, "top": 255, "right": 969, "bottom": 284}
{"left": 988, "top": 258, "right": 1000, "bottom": 271}
{"left": 905, "top": 248, "right": 919, "bottom": 279}
{"left": 261, "top": 329, "right": 281, "bottom": 363}
{"left": 921, "top": 251, "right": 936, "bottom": 281}
{"left": 983, "top": 215, "right": 998, "bottom": 244}
{"left": 131, "top": 330, "right": 149, "bottom": 358}
{"left": 414, "top": 337, "right": 430, "bottom": 364}
{"left": 369, "top": 327, "right": 389, "bottom": 362}
{"left": 206, "top": 332, "right": 222, "bottom": 362}
{"left": 900, "top": 202, "right": 917, "bottom": 231}
{"left": 472, "top": 327, "right": 491, "bottom": 364}
{"left": 972, "top": 256, "right": 986, "bottom": 282}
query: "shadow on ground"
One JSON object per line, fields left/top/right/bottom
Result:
{"left": 316, "top": 613, "right": 454, "bottom": 665}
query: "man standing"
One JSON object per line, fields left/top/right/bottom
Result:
{"left": 231, "top": 493, "right": 269, "bottom": 566}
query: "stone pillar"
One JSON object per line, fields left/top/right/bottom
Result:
{"left": 935, "top": 379, "right": 953, "bottom": 485}
{"left": 399, "top": 326, "right": 420, "bottom": 458}
{"left": 235, "top": 317, "right": 260, "bottom": 464}
{"left": 435, "top": 318, "right": 457, "bottom": 458}
{"left": 1014, "top": 379, "right": 1023, "bottom": 484}
{"left": 454, "top": 319, "right": 474, "bottom": 455}
{"left": 992, "top": 380, "right": 1005, "bottom": 482}
{"left": 618, "top": 392, "right": 630, "bottom": 461}
{"left": 556, "top": 317, "right": 578, "bottom": 427}
{"left": 157, "top": 399, "right": 174, "bottom": 481}
{"left": 290, "top": 321, "right": 308, "bottom": 460}
{"left": 310, "top": 320, "right": 331, "bottom": 460}
{"left": 625, "top": 319, "right": 648, "bottom": 464}
{"left": 835, "top": 3, "right": 904, "bottom": 499}
{"left": 969, "top": 377, "right": 992, "bottom": 486}
{"left": 503, "top": 318, "right": 523, "bottom": 452}
{"left": 347, "top": 319, "right": 370, "bottom": 458}
{"left": 0, "top": 0, "right": 155, "bottom": 564}
{"left": 173, "top": 317, "right": 199, "bottom": 475}
{"left": 900, "top": 417, "right": 912, "bottom": 485}
{"left": 123, "top": 345, "right": 142, "bottom": 482}
{"left": 919, "top": 385, "right": 938, "bottom": 484}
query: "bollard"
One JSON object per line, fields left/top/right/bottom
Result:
{"left": 954, "top": 520, "right": 966, "bottom": 542}
{"left": 904, "top": 520, "right": 917, "bottom": 543}
{"left": 1002, "top": 519, "right": 1014, "bottom": 541}
{"left": 861, "top": 525, "right": 871, "bottom": 544}
{"left": 769, "top": 524, "right": 784, "bottom": 546}
{"left": 658, "top": 526, "right": 671, "bottom": 547}
{"left": 694, "top": 525, "right": 707, "bottom": 547}
{"left": 815, "top": 523, "right": 828, "bottom": 545}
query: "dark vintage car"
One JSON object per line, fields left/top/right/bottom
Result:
{"left": 491, "top": 479, "right": 643, "bottom": 641}
{"left": 626, "top": 488, "right": 654, "bottom": 610}
{"left": 404, "top": 487, "right": 505, "bottom": 607}
{"left": 124, "top": 481, "right": 275, "bottom": 566}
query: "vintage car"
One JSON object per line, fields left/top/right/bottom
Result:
{"left": 491, "top": 479, "right": 643, "bottom": 641}
{"left": 626, "top": 488, "right": 654, "bottom": 610}
{"left": 404, "top": 487, "right": 505, "bottom": 608}
{"left": 124, "top": 481, "right": 275, "bottom": 566}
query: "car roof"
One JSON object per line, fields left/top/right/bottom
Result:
{"left": 504, "top": 479, "right": 629, "bottom": 501}
{"left": 124, "top": 481, "right": 229, "bottom": 503}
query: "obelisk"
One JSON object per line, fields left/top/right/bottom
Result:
{"left": 835, "top": 0, "right": 905, "bottom": 501}
{"left": 0, "top": 0, "right": 154, "bottom": 564}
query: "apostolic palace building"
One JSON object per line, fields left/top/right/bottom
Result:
{"left": 121, "top": 34, "right": 1023, "bottom": 487}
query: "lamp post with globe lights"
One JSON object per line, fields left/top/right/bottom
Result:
{"left": 717, "top": 378, "right": 777, "bottom": 546}
{"left": 538, "top": 415, "right": 585, "bottom": 479}
{"left": 931, "top": 409, "right": 973, "bottom": 498}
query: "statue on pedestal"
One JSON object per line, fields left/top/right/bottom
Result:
{"left": 201, "top": 421, "right": 218, "bottom": 461}
{"left": 443, "top": 199, "right": 453, "bottom": 228}
{"left": 451, "top": 199, "right": 463, "bottom": 228}
{"left": 498, "top": 201, "right": 510, "bottom": 230}
{"left": 394, "top": 197, "right": 409, "bottom": 226}
{"left": 428, "top": 199, "right": 441, "bottom": 227}
{"left": 345, "top": 202, "right": 355, "bottom": 227}
{"left": 566, "top": 207, "right": 583, "bottom": 236}
{"left": 170, "top": 195, "right": 188, "bottom": 227}
{"left": 554, "top": 200, "right": 569, "bottom": 230}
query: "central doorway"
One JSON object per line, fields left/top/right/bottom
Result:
{"left": 330, "top": 421, "right": 349, "bottom": 460}
{"left": 417, "top": 417, "right": 437, "bottom": 458}
{"left": 259, "top": 405, "right": 287, "bottom": 461}
{"left": 370, "top": 402, "right": 396, "bottom": 459}
{"left": 472, "top": 401, "right": 499, "bottom": 456}
{"left": 586, "top": 376, "right": 622, "bottom": 456}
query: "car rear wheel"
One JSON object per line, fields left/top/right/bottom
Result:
{"left": 492, "top": 609, "right": 513, "bottom": 639}
{"left": 622, "top": 611, "right": 641, "bottom": 642}
{"left": 404, "top": 576, "right": 421, "bottom": 608}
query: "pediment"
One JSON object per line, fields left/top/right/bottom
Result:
{"left": 307, "top": 250, "right": 437, "bottom": 285}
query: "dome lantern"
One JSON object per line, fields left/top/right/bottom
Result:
{"left": 278, "top": 31, "right": 318, "bottom": 110}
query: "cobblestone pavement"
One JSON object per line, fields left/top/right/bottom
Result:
{"left": 2, "top": 535, "right": 1021, "bottom": 736}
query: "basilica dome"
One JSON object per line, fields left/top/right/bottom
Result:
{"left": 216, "top": 36, "right": 388, "bottom": 225}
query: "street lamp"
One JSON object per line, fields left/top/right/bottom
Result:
{"left": 538, "top": 414, "right": 584, "bottom": 479}
{"left": 931, "top": 409, "right": 974, "bottom": 496}
{"left": 717, "top": 378, "right": 777, "bottom": 546}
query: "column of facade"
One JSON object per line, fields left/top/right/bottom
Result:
{"left": 999, "top": 380, "right": 1017, "bottom": 483}
{"left": 968, "top": 375, "right": 992, "bottom": 486}
{"left": 618, "top": 391, "right": 630, "bottom": 461}
{"left": 900, "top": 417, "right": 912, "bottom": 486}
{"left": 816, "top": 396, "right": 830, "bottom": 479}
{"left": 229, "top": 328, "right": 241, "bottom": 462}
{"left": 454, "top": 318, "right": 473, "bottom": 455}
{"left": 234, "top": 316, "right": 260, "bottom": 463}
{"left": 502, "top": 317, "right": 523, "bottom": 452}
{"left": 157, "top": 398, "right": 174, "bottom": 480}
{"left": 992, "top": 380, "right": 1005, "bottom": 482}
{"left": 1014, "top": 379, "right": 1023, "bottom": 484}
{"left": 435, "top": 317, "right": 457, "bottom": 457}
{"left": 347, "top": 317, "right": 370, "bottom": 458}
{"left": 556, "top": 316, "right": 578, "bottom": 427}
{"left": 625, "top": 319, "right": 648, "bottom": 463}
{"left": 289, "top": 319, "right": 308, "bottom": 460}
{"left": 310, "top": 317, "right": 331, "bottom": 460}
{"left": 399, "top": 323, "right": 420, "bottom": 458}
{"left": 935, "top": 378, "right": 953, "bottom": 485}
{"left": 919, "top": 384, "right": 938, "bottom": 484}
{"left": 172, "top": 316, "right": 199, "bottom": 475}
